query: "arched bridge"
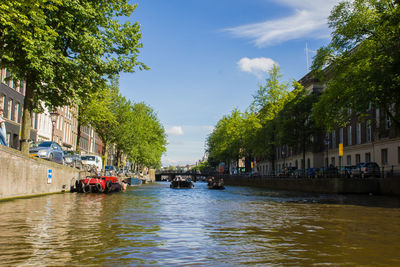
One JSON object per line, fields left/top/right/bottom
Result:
{"left": 155, "top": 172, "right": 215, "bottom": 182}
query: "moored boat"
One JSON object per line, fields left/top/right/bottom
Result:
{"left": 73, "top": 176, "right": 126, "bottom": 193}
{"left": 122, "top": 177, "right": 142, "bottom": 186}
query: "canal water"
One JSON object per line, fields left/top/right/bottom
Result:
{"left": 1, "top": 182, "right": 400, "bottom": 266}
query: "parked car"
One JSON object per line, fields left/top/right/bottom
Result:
{"left": 294, "top": 169, "right": 304, "bottom": 178}
{"left": 29, "top": 141, "right": 64, "bottom": 164}
{"left": 352, "top": 162, "right": 381, "bottom": 178}
{"left": 284, "top": 166, "right": 297, "bottom": 176}
{"left": 339, "top": 165, "right": 356, "bottom": 178}
{"left": 105, "top": 165, "right": 117, "bottom": 176}
{"left": 81, "top": 155, "right": 103, "bottom": 173}
{"left": 306, "top": 168, "right": 319, "bottom": 178}
{"left": 63, "top": 151, "right": 82, "bottom": 169}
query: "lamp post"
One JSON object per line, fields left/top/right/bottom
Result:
{"left": 49, "top": 111, "right": 59, "bottom": 142}
{"left": 325, "top": 135, "right": 330, "bottom": 169}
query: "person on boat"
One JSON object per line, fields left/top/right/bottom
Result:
{"left": 0, "top": 108, "right": 7, "bottom": 147}
{"left": 218, "top": 178, "right": 224, "bottom": 187}
{"left": 208, "top": 177, "right": 214, "bottom": 186}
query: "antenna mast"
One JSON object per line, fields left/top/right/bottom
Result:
{"left": 306, "top": 42, "right": 309, "bottom": 72}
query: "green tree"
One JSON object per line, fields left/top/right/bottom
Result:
{"left": 312, "top": 0, "right": 400, "bottom": 131}
{"left": 127, "top": 102, "right": 167, "bottom": 170}
{"left": 84, "top": 83, "right": 119, "bottom": 173}
{"left": 0, "top": 0, "right": 147, "bottom": 153}
{"left": 278, "top": 85, "right": 321, "bottom": 172}
{"left": 250, "top": 65, "right": 291, "bottom": 173}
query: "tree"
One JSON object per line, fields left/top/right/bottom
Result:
{"left": 84, "top": 83, "right": 119, "bottom": 173}
{"left": 250, "top": 65, "right": 292, "bottom": 173}
{"left": 126, "top": 102, "right": 166, "bottom": 170}
{"left": 0, "top": 0, "right": 147, "bottom": 153}
{"left": 312, "top": 0, "right": 400, "bottom": 131}
{"left": 278, "top": 84, "right": 321, "bottom": 172}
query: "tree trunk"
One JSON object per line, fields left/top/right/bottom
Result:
{"left": 102, "top": 141, "right": 108, "bottom": 175}
{"left": 20, "top": 74, "right": 35, "bottom": 154}
{"left": 76, "top": 106, "right": 82, "bottom": 154}
{"left": 302, "top": 136, "right": 306, "bottom": 177}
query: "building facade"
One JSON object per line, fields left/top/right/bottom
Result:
{"left": 257, "top": 72, "right": 400, "bottom": 176}
{"left": 0, "top": 68, "right": 104, "bottom": 157}
{"left": 0, "top": 68, "right": 37, "bottom": 149}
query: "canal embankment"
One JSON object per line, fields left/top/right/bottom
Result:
{"left": 222, "top": 174, "right": 400, "bottom": 195}
{"left": 0, "top": 146, "right": 79, "bottom": 201}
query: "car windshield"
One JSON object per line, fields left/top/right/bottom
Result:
{"left": 81, "top": 156, "right": 95, "bottom": 161}
{"left": 38, "top": 142, "right": 52, "bottom": 148}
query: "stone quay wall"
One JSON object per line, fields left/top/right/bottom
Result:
{"left": 0, "top": 146, "right": 80, "bottom": 200}
{"left": 223, "top": 175, "right": 400, "bottom": 195}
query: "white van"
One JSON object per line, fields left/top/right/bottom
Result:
{"left": 81, "top": 155, "right": 103, "bottom": 173}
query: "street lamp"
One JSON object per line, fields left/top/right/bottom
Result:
{"left": 50, "top": 110, "right": 59, "bottom": 142}
{"left": 325, "top": 135, "right": 330, "bottom": 169}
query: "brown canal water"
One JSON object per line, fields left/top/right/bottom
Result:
{"left": 1, "top": 182, "right": 400, "bottom": 266}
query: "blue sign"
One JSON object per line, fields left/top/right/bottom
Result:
{"left": 48, "top": 169, "right": 52, "bottom": 184}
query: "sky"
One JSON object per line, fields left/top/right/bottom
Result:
{"left": 119, "top": 0, "right": 341, "bottom": 167}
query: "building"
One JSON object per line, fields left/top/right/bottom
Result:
{"left": 0, "top": 68, "right": 105, "bottom": 157}
{"left": 0, "top": 68, "right": 37, "bottom": 149}
{"left": 257, "top": 71, "right": 400, "bottom": 176}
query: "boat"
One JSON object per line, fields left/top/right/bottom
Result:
{"left": 207, "top": 178, "right": 225, "bottom": 190}
{"left": 73, "top": 175, "right": 127, "bottom": 193}
{"left": 208, "top": 183, "right": 225, "bottom": 190}
{"left": 170, "top": 179, "right": 194, "bottom": 189}
{"left": 122, "top": 177, "right": 142, "bottom": 186}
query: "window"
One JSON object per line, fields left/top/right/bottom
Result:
{"left": 356, "top": 154, "right": 361, "bottom": 164}
{"left": 13, "top": 80, "right": 18, "bottom": 90}
{"left": 332, "top": 131, "right": 336, "bottom": 148}
{"left": 1, "top": 94, "right": 5, "bottom": 110}
{"left": 386, "top": 115, "right": 391, "bottom": 130}
{"left": 331, "top": 157, "right": 335, "bottom": 166}
{"left": 5, "top": 69, "right": 12, "bottom": 88}
{"left": 381, "top": 149, "right": 388, "bottom": 166}
{"left": 365, "top": 152, "right": 371, "bottom": 162}
{"left": 7, "top": 133, "right": 11, "bottom": 146}
{"left": 307, "top": 158, "right": 310, "bottom": 169}
{"left": 398, "top": 147, "right": 400, "bottom": 164}
{"left": 19, "top": 81, "right": 25, "bottom": 95}
{"left": 7, "top": 99, "right": 12, "bottom": 120}
{"left": 0, "top": 68, "right": 5, "bottom": 83}
{"left": 356, "top": 123, "right": 361, "bottom": 144}
{"left": 347, "top": 155, "right": 351, "bottom": 165}
{"left": 339, "top": 128, "right": 343, "bottom": 144}
{"left": 366, "top": 120, "right": 372, "bottom": 142}
{"left": 339, "top": 156, "right": 342, "bottom": 167}
{"left": 347, "top": 126, "right": 352, "bottom": 146}
{"left": 14, "top": 102, "right": 20, "bottom": 123}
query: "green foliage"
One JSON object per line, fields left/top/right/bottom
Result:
{"left": 250, "top": 66, "right": 292, "bottom": 162}
{"left": 312, "top": 0, "right": 400, "bottom": 130}
{"left": 80, "top": 83, "right": 167, "bottom": 170}
{"left": 0, "top": 0, "right": 147, "bottom": 152}
{"left": 277, "top": 85, "right": 321, "bottom": 169}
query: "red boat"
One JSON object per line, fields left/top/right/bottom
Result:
{"left": 74, "top": 176, "right": 126, "bottom": 193}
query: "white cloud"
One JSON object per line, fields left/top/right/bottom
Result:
{"left": 237, "top": 57, "right": 277, "bottom": 78}
{"left": 225, "top": 0, "right": 340, "bottom": 47}
{"left": 166, "top": 126, "right": 184, "bottom": 136}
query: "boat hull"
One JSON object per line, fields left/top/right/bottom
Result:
{"left": 170, "top": 180, "right": 194, "bottom": 189}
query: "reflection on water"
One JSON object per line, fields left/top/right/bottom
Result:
{"left": 0, "top": 183, "right": 399, "bottom": 266}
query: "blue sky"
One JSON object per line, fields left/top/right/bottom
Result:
{"left": 119, "top": 0, "right": 340, "bottom": 166}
